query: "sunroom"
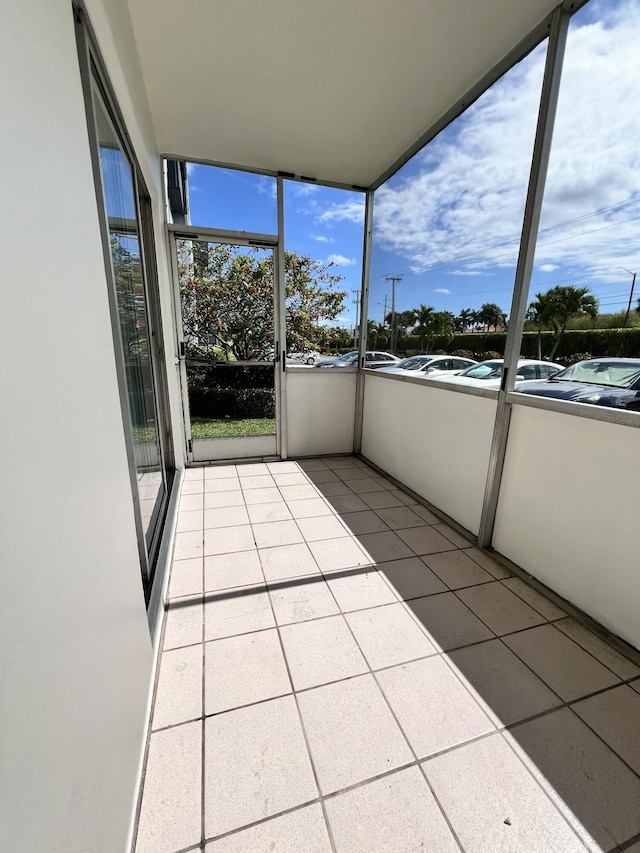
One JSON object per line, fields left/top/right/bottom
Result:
{"left": 2, "top": 1, "right": 640, "bottom": 851}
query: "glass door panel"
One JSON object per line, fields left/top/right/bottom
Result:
{"left": 92, "top": 80, "right": 167, "bottom": 549}
{"left": 175, "top": 240, "right": 278, "bottom": 461}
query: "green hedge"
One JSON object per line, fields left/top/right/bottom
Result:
{"left": 429, "top": 328, "right": 640, "bottom": 359}
{"left": 186, "top": 363, "right": 275, "bottom": 419}
{"left": 188, "top": 387, "right": 275, "bottom": 419}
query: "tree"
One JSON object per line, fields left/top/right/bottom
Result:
{"left": 110, "top": 234, "right": 148, "bottom": 360}
{"left": 456, "top": 308, "right": 474, "bottom": 333}
{"left": 367, "top": 319, "right": 387, "bottom": 349}
{"left": 385, "top": 309, "right": 417, "bottom": 352}
{"left": 411, "top": 306, "right": 455, "bottom": 352}
{"left": 179, "top": 243, "right": 347, "bottom": 360}
{"left": 478, "top": 303, "right": 507, "bottom": 332}
{"left": 470, "top": 309, "right": 483, "bottom": 331}
{"left": 526, "top": 291, "right": 555, "bottom": 360}
{"left": 544, "top": 285, "right": 599, "bottom": 360}
{"left": 324, "top": 326, "right": 352, "bottom": 351}
{"left": 412, "top": 304, "right": 435, "bottom": 352}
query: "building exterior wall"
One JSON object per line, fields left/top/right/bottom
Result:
{"left": 0, "top": 1, "right": 180, "bottom": 850}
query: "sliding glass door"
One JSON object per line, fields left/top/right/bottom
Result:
{"left": 81, "top": 52, "right": 173, "bottom": 595}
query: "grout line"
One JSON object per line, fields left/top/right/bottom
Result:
{"left": 563, "top": 702, "right": 640, "bottom": 786}
{"left": 552, "top": 620, "right": 639, "bottom": 682}
{"left": 334, "top": 569, "right": 467, "bottom": 852}
{"left": 259, "top": 542, "right": 340, "bottom": 853}
{"left": 146, "top": 459, "right": 640, "bottom": 851}
{"left": 196, "top": 797, "right": 324, "bottom": 851}
{"left": 495, "top": 725, "right": 599, "bottom": 850}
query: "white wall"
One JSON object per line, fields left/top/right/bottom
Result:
{"left": 0, "top": 1, "right": 173, "bottom": 850}
{"left": 286, "top": 369, "right": 356, "bottom": 457}
{"left": 493, "top": 404, "right": 640, "bottom": 649}
{"left": 361, "top": 373, "right": 497, "bottom": 535}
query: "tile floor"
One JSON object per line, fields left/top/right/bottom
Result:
{"left": 134, "top": 456, "right": 640, "bottom": 853}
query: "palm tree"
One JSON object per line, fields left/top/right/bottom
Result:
{"left": 526, "top": 292, "right": 555, "bottom": 359}
{"left": 457, "top": 308, "right": 474, "bottom": 333}
{"left": 413, "top": 308, "right": 455, "bottom": 352}
{"left": 385, "top": 309, "right": 417, "bottom": 352}
{"left": 478, "top": 302, "right": 506, "bottom": 331}
{"left": 470, "top": 310, "right": 482, "bottom": 331}
{"left": 412, "top": 304, "right": 435, "bottom": 352}
{"left": 545, "top": 285, "right": 599, "bottom": 360}
{"left": 367, "top": 319, "right": 380, "bottom": 349}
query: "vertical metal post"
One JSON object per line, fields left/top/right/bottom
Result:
{"left": 478, "top": 5, "right": 570, "bottom": 548}
{"left": 623, "top": 272, "right": 637, "bottom": 329}
{"left": 354, "top": 191, "right": 375, "bottom": 454}
{"left": 275, "top": 177, "right": 288, "bottom": 459}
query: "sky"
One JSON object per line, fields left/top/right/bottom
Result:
{"left": 186, "top": 0, "right": 640, "bottom": 329}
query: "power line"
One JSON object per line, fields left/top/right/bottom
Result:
{"left": 373, "top": 192, "right": 640, "bottom": 282}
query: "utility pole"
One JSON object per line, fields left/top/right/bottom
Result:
{"left": 385, "top": 275, "right": 403, "bottom": 353}
{"left": 619, "top": 267, "right": 637, "bottom": 329}
{"left": 352, "top": 288, "right": 360, "bottom": 343}
{"left": 380, "top": 295, "right": 388, "bottom": 326}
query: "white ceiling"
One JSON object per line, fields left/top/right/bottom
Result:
{"left": 128, "top": 0, "right": 562, "bottom": 188}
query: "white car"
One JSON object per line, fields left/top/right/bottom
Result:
{"left": 315, "top": 351, "right": 401, "bottom": 369}
{"left": 287, "top": 350, "right": 321, "bottom": 365}
{"left": 377, "top": 354, "right": 477, "bottom": 378}
{"left": 432, "top": 358, "right": 563, "bottom": 388}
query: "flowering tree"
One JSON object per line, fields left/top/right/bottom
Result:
{"left": 178, "top": 241, "right": 346, "bottom": 360}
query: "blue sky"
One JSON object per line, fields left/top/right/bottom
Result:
{"left": 186, "top": 0, "right": 640, "bottom": 328}
{"left": 187, "top": 169, "right": 365, "bottom": 328}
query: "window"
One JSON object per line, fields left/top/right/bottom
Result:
{"left": 78, "top": 29, "right": 174, "bottom": 597}
{"left": 369, "top": 39, "right": 548, "bottom": 363}
{"left": 524, "top": 0, "right": 640, "bottom": 409}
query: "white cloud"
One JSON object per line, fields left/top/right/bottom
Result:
{"left": 433, "top": 288, "right": 451, "bottom": 294}
{"left": 311, "top": 235, "right": 335, "bottom": 243}
{"left": 186, "top": 162, "right": 199, "bottom": 176}
{"left": 372, "top": 2, "right": 640, "bottom": 288}
{"left": 256, "top": 176, "right": 277, "bottom": 199}
{"left": 327, "top": 254, "right": 357, "bottom": 266}
{"left": 295, "top": 183, "right": 320, "bottom": 197}
{"left": 316, "top": 198, "right": 366, "bottom": 225}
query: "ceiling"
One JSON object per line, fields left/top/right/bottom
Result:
{"left": 127, "top": 0, "right": 563, "bottom": 188}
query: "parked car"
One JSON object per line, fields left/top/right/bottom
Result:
{"left": 314, "top": 351, "right": 401, "bottom": 369}
{"left": 432, "top": 358, "right": 563, "bottom": 388}
{"left": 516, "top": 358, "right": 640, "bottom": 410}
{"left": 377, "top": 354, "right": 477, "bottom": 378}
{"left": 313, "top": 351, "right": 359, "bottom": 368}
{"left": 288, "top": 350, "right": 321, "bottom": 365}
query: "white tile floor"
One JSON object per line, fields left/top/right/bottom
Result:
{"left": 134, "top": 456, "right": 640, "bottom": 853}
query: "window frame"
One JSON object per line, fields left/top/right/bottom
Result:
{"left": 74, "top": 4, "right": 175, "bottom": 600}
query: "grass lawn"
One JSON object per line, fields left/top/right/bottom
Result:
{"left": 191, "top": 417, "right": 276, "bottom": 438}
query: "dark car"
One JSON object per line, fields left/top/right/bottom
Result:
{"left": 516, "top": 358, "right": 640, "bottom": 411}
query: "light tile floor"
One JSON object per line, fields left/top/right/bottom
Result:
{"left": 134, "top": 456, "right": 640, "bottom": 853}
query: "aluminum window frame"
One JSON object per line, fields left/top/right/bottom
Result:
{"left": 361, "top": 0, "right": 638, "bottom": 558}
{"left": 75, "top": 3, "right": 175, "bottom": 600}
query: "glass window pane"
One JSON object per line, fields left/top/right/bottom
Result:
{"left": 283, "top": 181, "right": 363, "bottom": 360}
{"left": 524, "top": 0, "right": 640, "bottom": 413}
{"left": 93, "top": 82, "right": 166, "bottom": 541}
{"left": 183, "top": 163, "right": 277, "bottom": 234}
{"left": 369, "top": 40, "right": 548, "bottom": 362}
{"left": 176, "top": 240, "right": 276, "bottom": 438}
